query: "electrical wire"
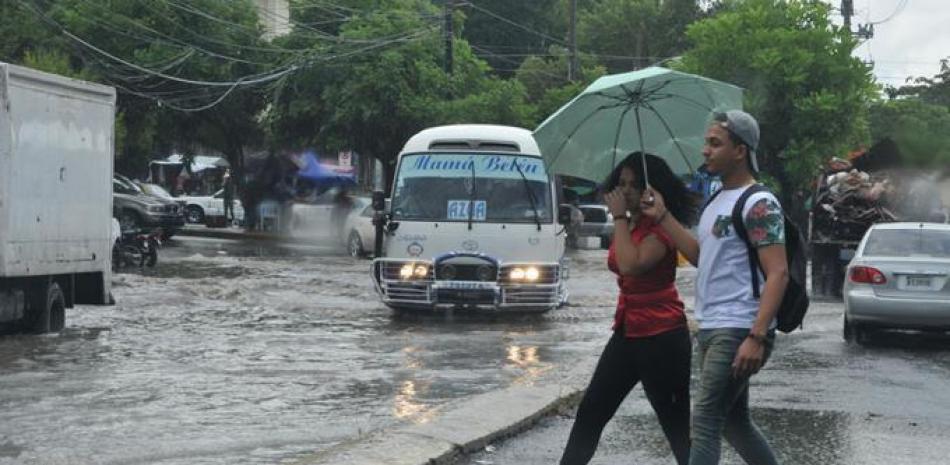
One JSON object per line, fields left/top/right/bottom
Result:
{"left": 869, "top": 0, "right": 908, "bottom": 25}
{"left": 459, "top": 1, "right": 567, "bottom": 47}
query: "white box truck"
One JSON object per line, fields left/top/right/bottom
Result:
{"left": 0, "top": 62, "right": 115, "bottom": 333}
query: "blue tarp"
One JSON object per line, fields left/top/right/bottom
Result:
{"left": 296, "top": 151, "right": 356, "bottom": 187}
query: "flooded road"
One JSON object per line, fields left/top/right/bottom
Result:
{"left": 460, "top": 299, "right": 950, "bottom": 465}
{"left": 0, "top": 237, "right": 623, "bottom": 464}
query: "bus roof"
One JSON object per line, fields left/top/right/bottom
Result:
{"left": 400, "top": 125, "right": 542, "bottom": 157}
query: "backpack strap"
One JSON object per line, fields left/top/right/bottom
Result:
{"left": 699, "top": 187, "right": 724, "bottom": 218}
{"left": 731, "top": 184, "right": 769, "bottom": 299}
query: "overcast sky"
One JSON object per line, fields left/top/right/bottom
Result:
{"left": 826, "top": 0, "right": 949, "bottom": 89}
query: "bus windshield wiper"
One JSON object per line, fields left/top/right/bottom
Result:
{"left": 468, "top": 158, "right": 476, "bottom": 230}
{"left": 513, "top": 158, "right": 542, "bottom": 231}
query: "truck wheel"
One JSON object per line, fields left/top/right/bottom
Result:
{"left": 185, "top": 206, "right": 205, "bottom": 224}
{"left": 28, "top": 282, "right": 65, "bottom": 333}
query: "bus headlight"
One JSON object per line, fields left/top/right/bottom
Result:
{"left": 524, "top": 267, "right": 540, "bottom": 281}
{"left": 399, "top": 263, "right": 429, "bottom": 280}
{"left": 400, "top": 264, "right": 414, "bottom": 279}
{"left": 509, "top": 266, "right": 540, "bottom": 281}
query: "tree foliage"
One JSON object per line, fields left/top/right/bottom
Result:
{"left": 579, "top": 0, "right": 701, "bottom": 72}
{"left": 869, "top": 99, "right": 950, "bottom": 168}
{"left": 678, "top": 0, "right": 876, "bottom": 212}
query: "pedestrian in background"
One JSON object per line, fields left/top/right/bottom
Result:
{"left": 560, "top": 152, "right": 699, "bottom": 465}
{"left": 331, "top": 186, "right": 354, "bottom": 240}
{"left": 641, "top": 110, "right": 788, "bottom": 465}
{"left": 222, "top": 169, "right": 235, "bottom": 223}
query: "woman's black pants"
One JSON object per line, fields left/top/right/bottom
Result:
{"left": 560, "top": 327, "right": 692, "bottom": 465}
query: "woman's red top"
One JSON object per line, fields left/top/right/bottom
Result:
{"left": 607, "top": 215, "right": 687, "bottom": 338}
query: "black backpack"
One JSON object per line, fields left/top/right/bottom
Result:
{"left": 704, "top": 184, "right": 809, "bottom": 333}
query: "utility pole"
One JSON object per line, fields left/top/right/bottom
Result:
{"left": 568, "top": 0, "right": 578, "bottom": 81}
{"left": 444, "top": 0, "right": 454, "bottom": 74}
{"left": 841, "top": 0, "right": 853, "bottom": 31}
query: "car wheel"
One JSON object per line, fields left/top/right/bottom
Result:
{"left": 347, "top": 231, "right": 364, "bottom": 258}
{"left": 843, "top": 316, "right": 855, "bottom": 343}
{"left": 118, "top": 210, "right": 140, "bottom": 231}
{"left": 185, "top": 206, "right": 205, "bottom": 224}
{"left": 600, "top": 235, "right": 611, "bottom": 249}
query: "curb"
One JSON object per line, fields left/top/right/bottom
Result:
{"left": 291, "top": 359, "right": 597, "bottom": 465}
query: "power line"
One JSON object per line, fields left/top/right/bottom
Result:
{"left": 869, "top": 0, "right": 908, "bottom": 24}
{"left": 459, "top": 1, "right": 567, "bottom": 47}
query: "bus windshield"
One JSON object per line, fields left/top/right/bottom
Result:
{"left": 392, "top": 153, "right": 552, "bottom": 224}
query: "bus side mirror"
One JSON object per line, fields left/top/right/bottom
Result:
{"left": 558, "top": 204, "right": 574, "bottom": 225}
{"left": 372, "top": 190, "right": 386, "bottom": 211}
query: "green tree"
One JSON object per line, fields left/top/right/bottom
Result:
{"left": 890, "top": 58, "right": 950, "bottom": 107}
{"left": 578, "top": 0, "right": 701, "bottom": 72}
{"left": 269, "top": 0, "right": 538, "bottom": 188}
{"left": 869, "top": 99, "right": 950, "bottom": 168}
{"left": 458, "top": 0, "right": 566, "bottom": 77}
{"left": 678, "top": 0, "right": 876, "bottom": 218}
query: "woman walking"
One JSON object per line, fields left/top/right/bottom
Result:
{"left": 560, "top": 152, "right": 700, "bottom": 465}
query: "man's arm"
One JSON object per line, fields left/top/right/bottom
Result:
{"left": 733, "top": 195, "right": 789, "bottom": 378}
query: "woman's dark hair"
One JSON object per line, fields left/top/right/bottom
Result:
{"left": 603, "top": 152, "right": 701, "bottom": 227}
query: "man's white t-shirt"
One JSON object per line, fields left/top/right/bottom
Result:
{"left": 695, "top": 185, "right": 786, "bottom": 330}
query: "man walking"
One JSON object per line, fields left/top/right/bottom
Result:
{"left": 641, "top": 110, "right": 788, "bottom": 465}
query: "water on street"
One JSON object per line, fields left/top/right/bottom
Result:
{"left": 0, "top": 236, "right": 620, "bottom": 464}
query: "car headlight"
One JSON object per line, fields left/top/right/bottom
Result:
{"left": 148, "top": 205, "right": 164, "bottom": 213}
{"left": 510, "top": 268, "right": 525, "bottom": 280}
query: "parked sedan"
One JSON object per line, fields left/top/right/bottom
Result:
{"left": 178, "top": 190, "right": 244, "bottom": 225}
{"left": 843, "top": 222, "right": 950, "bottom": 343}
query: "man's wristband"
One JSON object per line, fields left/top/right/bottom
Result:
{"left": 747, "top": 332, "right": 767, "bottom": 344}
{"left": 613, "top": 216, "right": 628, "bottom": 222}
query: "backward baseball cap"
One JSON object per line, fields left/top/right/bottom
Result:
{"left": 714, "top": 110, "right": 760, "bottom": 173}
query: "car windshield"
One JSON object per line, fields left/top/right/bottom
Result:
{"left": 142, "top": 184, "right": 173, "bottom": 199}
{"left": 863, "top": 228, "right": 950, "bottom": 258}
{"left": 113, "top": 179, "right": 140, "bottom": 195}
{"left": 391, "top": 153, "right": 552, "bottom": 223}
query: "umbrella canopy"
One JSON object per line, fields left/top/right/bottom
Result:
{"left": 296, "top": 151, "right": 356, "bottom": 187}
{"left": 534, "top": 67, "right": 743, "bottom": 184}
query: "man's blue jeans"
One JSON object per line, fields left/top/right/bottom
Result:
{"left": 689, "top": 328, "right": 779, "bottom": 465}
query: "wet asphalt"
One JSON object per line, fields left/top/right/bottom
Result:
{"left": 0, "top": 236, "right": 621, "bottom": 464}
{"left": 458, "top": 298, "right": 950, "bottom": 464}
{"left": 2, "top": 235, "right": 948, "bottom": 465}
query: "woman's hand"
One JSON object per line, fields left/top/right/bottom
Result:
{"left": 604, "top": 189, "right": 627, "bottom": 218}
{"left": 640, "top": 187, "right": 668, "bottom": 222}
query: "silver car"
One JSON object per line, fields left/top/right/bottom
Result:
{"left": 843, "top": 222, "right": 950, "bottom": 343}
{"left": 576, "top": 204, "right": 614, "bottom": 249}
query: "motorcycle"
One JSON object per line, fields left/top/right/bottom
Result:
{"left": 112, "top": 228, "right": 162, "bottom": 269}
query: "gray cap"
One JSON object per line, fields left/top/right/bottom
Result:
{"left": 715, "top": 110, "right": 760, "bottom": 172}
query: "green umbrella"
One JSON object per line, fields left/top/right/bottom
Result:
{"left": 534, "top": 67, "right": 743, "bottom": 185}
